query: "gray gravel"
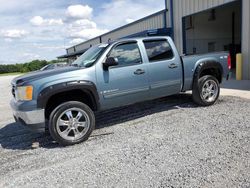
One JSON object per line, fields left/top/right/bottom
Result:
{"left": 0, "top": 75, "right": 250, "bottom": 188}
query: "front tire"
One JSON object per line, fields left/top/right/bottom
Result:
{"left": 49, "top": 101, "right": 95, "bottom": 146}
{"left": 192, "top": 75, "right": 220, "bottom": 106}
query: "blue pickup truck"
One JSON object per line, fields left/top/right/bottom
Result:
{"left": 10, "top": 36, "right": 231, "bottom": 146}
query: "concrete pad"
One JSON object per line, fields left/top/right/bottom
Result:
{"left": 221, "top": 79, "right": 250, "bottom": 99}
{"left": 220, "top": 89, "right": 250, "bottom": 99}
{"left": 221, "top": 79, "right": 250, "bottom": 91}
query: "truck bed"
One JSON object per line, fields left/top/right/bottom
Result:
{"left": 181, "top": 51, "right": 230, "bottom": 91}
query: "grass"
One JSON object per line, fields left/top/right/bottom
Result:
{"left": 0, "top": 72, "right": 23, "bottom": 76}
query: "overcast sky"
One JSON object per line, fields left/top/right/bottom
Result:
{"left": 0, "top": 0, "right": 165, "bottom": 64}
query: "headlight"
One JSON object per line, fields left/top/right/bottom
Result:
{"left": 16, "top": 85, "right": 33, "bottom": 101}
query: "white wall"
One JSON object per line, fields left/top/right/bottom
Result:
{"left": 172, "top": 0, "right": 236, "bottom": 54}
{"left": 185, "top": 2, "right": 241, "bottom": 54}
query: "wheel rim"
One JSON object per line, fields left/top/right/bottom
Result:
{"left": 56, "top": 108, "right": 90, "bottom": 141}
{"left": 201, "top": 79, "right": 218, "bottom": 102}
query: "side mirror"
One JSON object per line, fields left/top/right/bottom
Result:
{"left": 103, "top": 57, "right": 118, "bottom": 70}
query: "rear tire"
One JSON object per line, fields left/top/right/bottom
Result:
{"left": 192, "top": 75, "right": 220, "bottom": 106}
{"left": 49, "top": 101, "right": 95, "bottom": 146}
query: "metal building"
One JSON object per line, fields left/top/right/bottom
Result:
{"left": 59, "top": 0, "right": 250, "bottom": 79}
{"left": 171, "top": 0, "right": 250, "bottom": 79}
{"left": 59, "top": 9, "right": 172, "bottom": 63}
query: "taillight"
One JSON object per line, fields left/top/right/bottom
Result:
{"left": 227, "top": 54, "right": 231, "bottom": 70}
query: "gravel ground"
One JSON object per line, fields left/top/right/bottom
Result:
{"left": 0, "top": 75, "right": 249, "bottom": 188}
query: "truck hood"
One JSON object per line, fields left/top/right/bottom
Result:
{"left": 12, "top": 66, "right": 80, "bottom": 85}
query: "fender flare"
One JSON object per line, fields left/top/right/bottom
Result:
{"left": 37, "top": 80, "right": 100, "bottom": 110}
{"left": 193, "top": 61, "right": 223, "bottom": 86}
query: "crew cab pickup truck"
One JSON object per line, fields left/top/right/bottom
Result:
{"left": 10, "top": 36, "right": 231, "bottom": 146}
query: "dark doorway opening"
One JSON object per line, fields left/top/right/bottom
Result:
{"left": 182, "top": 0, "right": 242, "bottom": 68}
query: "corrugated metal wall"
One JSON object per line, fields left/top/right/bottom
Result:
{"left": 66, "top": 10, "right": 168, "bottom": 53}
{"left": 67, "top": 47, "right": 75, "bottom": 54}
{"left": 101, "top": 12, "right": 165, "bottom": 42}
{"left": 75, "top": 37, "right": 100, "bottom": 52}
{"left": 172, "top": 0, "right": 249, "bottom": 79}
{"left": 241, "top": 0, "right": 250, "bottom": 79}
{"left": 172, "top": 0, "right": 236, "bottom": 54}
{"left": 67, "top": 34, "right": 101, "bottom": 54}
{"left": 166, "top": 0, "right": 172, "bottom": 28}
{"left": 65, "top": 0, "right": 250, "bottom": 79}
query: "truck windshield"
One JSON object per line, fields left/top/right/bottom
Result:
{"left": 72, "top": 44, "right": 109, "bottom": 67}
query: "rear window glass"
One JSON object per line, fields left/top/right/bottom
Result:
{"left": 143, "top": 40, "right": 174, "bottom": 62}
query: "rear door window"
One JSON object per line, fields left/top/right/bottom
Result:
{"left": 143, "top": 40, "right": 174, "bottom": 62}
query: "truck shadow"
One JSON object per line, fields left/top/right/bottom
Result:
{"left": 0, "top": 93, "right": 197, "bottom": 150}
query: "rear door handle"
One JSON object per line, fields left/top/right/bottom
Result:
{"left": 168, "top": 63, "right": 178, "bottom": 69}
{"left": 134, "top": 69, "right": 145, "bottom": 75}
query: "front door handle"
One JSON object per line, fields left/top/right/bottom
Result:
{"left": 134, "top": 69, "right": 145, "bottom": 75}
{"left": 168, "top": 63, "right": 178, "bottom": 69}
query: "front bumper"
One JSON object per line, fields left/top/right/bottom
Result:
{"left": 10, "top": 99, "right": 45, "bottom": 132}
